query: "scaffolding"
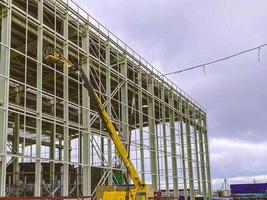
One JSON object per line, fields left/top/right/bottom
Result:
{"left": 0, "top": 0, "right": 211, "bottom": 199}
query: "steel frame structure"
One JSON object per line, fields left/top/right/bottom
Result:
{"left": 0, "top": 0, "right": 211, "bottom": 199}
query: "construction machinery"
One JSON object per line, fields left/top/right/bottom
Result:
{"left": 44, "top": 47, "right": 153, "bottom": 200}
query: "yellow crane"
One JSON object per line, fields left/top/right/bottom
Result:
{"left": 44, "top": 47, "right": 153, "bottom": 200}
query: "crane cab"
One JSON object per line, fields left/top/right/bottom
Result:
{"left": 96, "top": 185, "right": 153, "bottom": 200}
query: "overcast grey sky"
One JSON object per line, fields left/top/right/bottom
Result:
{"left": 77, "top": 0, "right": 267, "bottom": 188}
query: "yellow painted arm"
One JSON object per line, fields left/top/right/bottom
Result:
{"left": 44, "top": 47, "right": 145, "bottom": 190}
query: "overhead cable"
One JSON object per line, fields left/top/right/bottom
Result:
{"left": 164, "top": 43, "right": 267, "bottom": 76}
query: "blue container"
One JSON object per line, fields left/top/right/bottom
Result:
{"left": 230, "top": 183, "right": 267, "bottom": 194}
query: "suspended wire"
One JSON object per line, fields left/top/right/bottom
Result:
{"left": 164, "top": 43, "right": 267, "bottom": 76}
{"left": 258, "top": 47, "right": 261, "bottom": 62}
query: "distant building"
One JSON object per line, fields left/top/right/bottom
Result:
{"left": 231, "top": 183, "right": 267, "bottom": 199}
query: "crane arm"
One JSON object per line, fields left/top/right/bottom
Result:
{"left": 44, "top": 47, "right": 145, "bottom": 190}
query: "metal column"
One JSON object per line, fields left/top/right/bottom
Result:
{"left": 169, "top": 92, "right": 178, "bottom": 197}
{"left": 179, "top": 101, "right": 187, "bottom": 200}
{"left": 120, "top": 56, "right": 128, "bottom": 143}
{"left": 161, "top": 87, "right": 169, "bottom": 194}
{"left": 63, "top": 9, "right": 69, "bottom": 196}
{"left": 138, "top": 70, "right": 145, "bottom": 182}
{"left": 198, "top": 112, "right": 207, "bottom": 200}
{"left": 203, "top": 116, "right": 212, "bottom": 198}
{"left": 106, "top": 41, "right": 112, "bottom": 185}
{"left": 193, "top": 110, "right": 201, "bottom": 194}
{"left": 120, "top": 55, "right": 128, "bottom": 185}
{"left": 49, "top": 101, "right": 55, "bottom": 184}
{"left": 185, "top": 105, "right": 195, "bottom": 200}
{"left": 148, "top": 77, "right": 158, "bottom": 191}
{"left": 0, "top": 1, "right": 11, "bottom": 196}
{"left": 35, "top": 0, "right": 43, "bottom": 195}
{"left": 13, "top": 87, "right": 20, "bottom": 186}
{"left": 82, "top": 25, "right": 91, "bottom": 195}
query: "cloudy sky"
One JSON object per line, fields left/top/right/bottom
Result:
{"left": 77, "top": 0, "right": 267, "bottom": 189}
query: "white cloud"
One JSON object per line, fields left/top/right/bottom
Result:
{"left": 210, "top": 138, "right": 267, "bottom": 188}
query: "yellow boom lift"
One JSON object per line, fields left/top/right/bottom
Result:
{"left": 44, "top": 47, "right": 153, "bottom": 200}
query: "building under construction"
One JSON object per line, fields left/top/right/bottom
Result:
{"left": 0, "top": 0, "right": 211, "bottom": 199}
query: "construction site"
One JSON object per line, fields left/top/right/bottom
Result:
{"left": 0, "top": 0, "right": 212, "bottom": 199}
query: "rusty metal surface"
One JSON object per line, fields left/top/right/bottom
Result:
{"left": 148, "top": 192, "right": 179, "bottom": 200}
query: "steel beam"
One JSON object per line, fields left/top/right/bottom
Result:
{"left": 203, "top": 116, "right": 212, "bottom": 198}
{"left": 13, "top": 87, "right": 20, "bottom": 190}
{"left": 82, "top": 25, "right": 91, "bottom": 195}
{"left": 120, "top": 55, "right": 128, "bottom": 185}
{"left": 161, "top": 87, "right": 169, "bottom": 194}
{"left": 138, "top": 70, "right": 145, "bottom": 182}
{"left": 185, "top": 105, "right": 195, "bottom": 200}
{"left": 198, "top": 112, "right": 207, "bottom": 200}
{"left": 106, "top": 41, "right": 113, "bottom": 185}
{"left": 193, "top": 110, "right": 201, "bottom": 194}
{"left": 34, "top": 0, "right": 43, "bottom": 196}
{"left": 169, "top": 92, "right": 178, "bottom": 197}
{"left": 179, "top": 102, "right": 187, "bottom": 200}
{"left": 63, "top": 10, "right": 69, "bottom": 196}
{"left": 0, "top": 1, "right": 11, "bottom": 196}
{"left": 49, "top": 101, "right": 55, "bottom": 185}
{"left": 120, "top": 56, "right": 128, "bottom": 142}
{"left": 148, "top": 78, "right": 158, "bottom": 191}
